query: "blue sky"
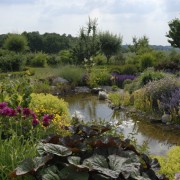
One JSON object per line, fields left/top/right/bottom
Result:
{"left": 0, "top": 0, "right": 179, "bottom": 45}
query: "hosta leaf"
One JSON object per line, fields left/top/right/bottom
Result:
{"left": 15, "top": 158, "right": 34, "bottom": 175}
{"left": 44, "top": 143, "right": 72, "bottom": 156}
{"left": 42, "top": 166, "right": 61, "bottom": 180}
{"left": 83, "top": 155, "right": 119, "bottom": 179}
{"left": 108, "top": 154, "right": 127, "bottom": 172}
{"left": 59, "top": 166, "right": 89, "bottom": 180}
{"left": 33, "top": 155, "right": 53, "bottom": 171}
{"left": 37, "top": 142, "right": 46, "bottom": 155}
{"left": 68, "top": 156, "right": 89, "bottom": 170}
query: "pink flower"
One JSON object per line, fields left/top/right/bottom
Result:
{"left": 42, "top": 114, "right": 53, "bottom": 127}
{"left": 22, "top": 108, "right": 32, "bottom": 117}
{"left": 1, "top": 107, "right": 17, "bottom": 116}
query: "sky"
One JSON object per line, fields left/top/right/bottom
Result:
{"left": 0, "top": 0, "right": 179, "bottom": 45}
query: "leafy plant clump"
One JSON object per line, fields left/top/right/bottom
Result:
{"left": 11, "top": 124, "right": 167, "bottom": 180}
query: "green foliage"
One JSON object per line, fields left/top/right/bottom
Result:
{"left": 31, "top": 52, "right": 48, "bottom": 67}
{"left": 166, "top": 18, "right": 180, "bottom": 48}
{"left": 154, "top": 146, "right": 180, "bottom": 180}
{"left": 3, "top": 34, "right": 28, "bottom": 52}
{"left": 124, "top": 69, "right": 166, "bottom": 93}
{"left": 58, "top": 50, "right": 73, "bottom": 64}
{"left": 0, "top": 77, "right": 32, "bottom": 108}
{"left": 121, "top": 64, "right": 138, "bottom": 75}
{"left": 29, "top": 93, "right": 70, "bottom": 117}
{"left": 88, "top": 68, "right": 111, "bottom": 87}
{"left": 99, "top": 31, "right": 122, "bottom": 64}
{"left": 58, "top": 65, "right": 85, "bottom": 86}
{"left": 11, "top": 124, "right": 165, "bottom": 180}
{"left": 140, "top": 53, "right": 156, "bottom": 71}
{"left": 108, "top": 91, "right": 130, "bottom": 107}
{"left": 128, "top": 36, "right": 152, "bottom": 55}
{"left": 93, "top": 53, "right": 107, "bottom": 65}
{"left": 72, "top": 17, "right": 100, "bottom": 64}
{"left": 0, "top": 133, "right": 37, "bottom": 180}
{"left": 0, "top": 52, "right": 26, "bottom": 72}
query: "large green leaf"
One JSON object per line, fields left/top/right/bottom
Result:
{"left": 83, "top": 155, "right": 119, "bottom": 179}
{"left": 59, "top": 166, "right": 89, "bottom": 180}
{"left": 15, "top": 158, "right": 34, "bottom": 176}
{"left": 43, "top": 143, "right": 72, "bottom": 156}
{"left": 42, "top": 166, "right": 61, "bottom": 180}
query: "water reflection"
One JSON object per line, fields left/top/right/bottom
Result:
{"left": 64, "top": 93, "right": 180, "bottom": 155}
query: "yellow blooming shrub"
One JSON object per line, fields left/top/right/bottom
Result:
{"left": 29, "top": 93, "right": 71, "bottom": 135}
{"left": 154, "top": 146, "right": 180, "bottom": 180}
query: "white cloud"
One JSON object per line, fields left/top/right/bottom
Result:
{"left": 0, "top": 0, "right": 179, "bottom": 45}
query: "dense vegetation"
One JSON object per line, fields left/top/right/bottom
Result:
{"left": 0, "top": 17, "right": 180, "bottom": 179}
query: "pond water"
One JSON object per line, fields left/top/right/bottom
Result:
{"left": 64, "top": 93, "right": 180, "bottom": 156}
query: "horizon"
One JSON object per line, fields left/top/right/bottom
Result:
{"left": 0, "top": 0, "right": 179, "bottom": 46}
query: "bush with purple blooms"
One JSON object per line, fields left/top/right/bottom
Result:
{"left": 111, "top": 72, "right": 136, "bottom": 87}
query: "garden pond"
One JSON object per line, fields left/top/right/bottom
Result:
{"left": 64, "top": 93, "right": 180, "bottom": 156}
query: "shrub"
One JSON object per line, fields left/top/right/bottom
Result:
{"left": 0, "top": 53, "right": 26, "bottom": 72}
{"left": 144, "top": 77, "right": 180, "bottom": 111}
{"left": 108, "top": 91, "right": 130, "bottom": 107}
{"left": 31, "top": 52, "right": 48, "bottom": 67}
{"left": 59, "top": 50, "right": 73, "bottom": 64}
{"left": 111, "top": 73, "right": 136, "bottom": 88}
{"left": 11, "top": 123, "right": 166, "bottom": 180}
{"left": 58, "top": 65, "right": 85, "bottom": 86}
{"left": 88, "top": 68, "right": 111, "bottom": 87}
{"left": 121, "top": 64, "right": 138, "bottom": 75}
{"left": 154, "top": 146, "right": 180, "bottom": 180}
{"left": 93, "top": 53, "right": 106, "bottom": 65}
{"left": 139, "top": 53, "right": 156, "bottom": 71}
{"left": 47, "top": 54, "right": 61, "bottom": 66}
{"left": 29, "top": 93, "right": 71, "bottom": 135}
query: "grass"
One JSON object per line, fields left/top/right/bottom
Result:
{"left": 0, "top": 133, "right": 37, "bottom": 180}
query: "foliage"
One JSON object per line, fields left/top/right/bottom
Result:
{"left": 111, "top": 72, "right": 136, "bottom": 88}
{"left": 166, "top": 18, "right": 180, "bottom": 48}
{"left": 58, "top": 65, "right": 85, "bottom": 86}
{"left": 139, "top": 53, "right": 156, "bottom": 71}
{"left": 93, "top": 53, "right": 107, "bottom": 65}
{"left": 128, "top": 36, "right": 152, "bottom": 55}
{"left": 29, "top": 93, "right": 71, "bottom": 135}
{"left": 99, "top": 31, "right": 122, "bottom": 64}
{"left": 108, "top": 91, "right": 131, "bottom": 107}
{"left": 58, "top": 50, "right": 73, "bottom": 64}
{"left": 31, "top": 52, "right": 48, "bottom": 67}
{"left": 0, "top": 52, "right": 26, "bottom": 72}
{"left": 154, "top": 146, "right": 180, "bottom": 180}
{"left": 124, "top": 69, "right": 166, "bottom": 93}
{"left": 72, "top": 17, "right": 100, "bottom": 64}
{"left": 88, "top": 67, "right": 111, "bottom": 87}
{"left": 0, "top": 133, "right": 37, "bottom": 180}
{"left": 11, "top": 123, "right": 166, "bottom": 180}
{"left": 0, "top": 77, "right": 33, "bottom": 108}
{"left": 144, "top": 77, "right": 180, "bottom": 111}
{"left": 47, "top": 54, "right": 61, "bottom": 66}
{"left": 121, "top": 64, "right": 138, "bottom": 75}
{"left": 3, "top": 34, "right": 28, "bottom": 52}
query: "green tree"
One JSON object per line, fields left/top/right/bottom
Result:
{"left": 99, "top": 31, "right": 122, "bottom": 64}
{"left": 22, "top": 31, "right": 43, "bottom": 52}
{"left": 128, "top": 36, "right": 151, "bottom": 55}
{"left": 3, "top": 34, "right": 28, "bottom": 52}
{"left": 73, "top": 17, "right": 100, "bottom": 64}
{"left": 166, "top": 18, "right": 180, "bottom": 48}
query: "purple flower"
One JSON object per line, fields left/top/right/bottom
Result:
{"left": 32, "top": 118, "right": 39, "bottom": 127}
{"left": 42, "top": 114, "right": 53, "bottom": 127}
{"left": 16, "top": 106, "right": 22, "bottom": 114}
{"left": 0, "top": 102, "right": 8, "bottom": 109}
{"left": 22, "top": 108, "right": 32, "bottom": 117}
{"left": 1, "top": 107, "right": 17, "bottom": 116}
